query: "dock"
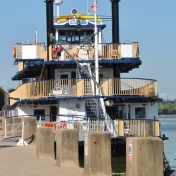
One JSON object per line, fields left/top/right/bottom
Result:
{"left": 0, "top": 137, "right": 83, "bottom": 176}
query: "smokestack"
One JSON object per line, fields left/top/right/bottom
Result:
{"left": 110, "top": 0, "right": 120, "bottom": 43}
{"left": 45, "top": 0, "right": 54, "bottom": 61}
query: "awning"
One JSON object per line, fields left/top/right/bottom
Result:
{"left": 13, "top": 95, "right": 161, "bottom": 106}
{"left": 12, "top": 58, "right": 141, "bottom": 80}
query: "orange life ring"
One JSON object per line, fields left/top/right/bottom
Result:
{"left": 57, "top": 123, "right": 66, "bottom": 129}
{"left": 51, "top": 122, "right": 56, "bottom": 128}
{"left": 45, "top": 123, "right": 52, "bottom": 127}
{"left": 13, "top": 46, "right": 16, "bottom": 58}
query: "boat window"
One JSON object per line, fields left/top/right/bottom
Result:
{"left": 85, "top": 36, "right": 94, "bottom": 43}
{"left": 34, "top": 109, "right": 45, "bottom": 120}
{"left": 60, "top": 74, "right": 68, "bottom": 79}
{"left": 135, "top": 107, "right": 146, "bottom": 118}
{"left": 80, "top": 36, "right": 85, "bottom": 43}
{"left": 58, "top": 30, "right": 94, "bottom": 44}
{"left": 106, "top": 105, "right": 130, "bottom": 120}
{"left": 66, "top": 36, "right": 72, "bottom": 42}
{"left": 59, "top": 36, "right": 66, "bottom": 44}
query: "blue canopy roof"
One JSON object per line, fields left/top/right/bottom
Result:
{"left": 12, "top": 58, "right": 141, "bottom": 80}
{"left": 13, "top": 95, "right": 161, "bottom": 106}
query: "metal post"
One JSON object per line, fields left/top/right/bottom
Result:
{"left": 4, "top": 117, "right": 7, "bottom": 138}
{"left": 72, "top": 115, "right": 74, "bottom": 129}
{"left": 17, "top": 121, "right": 28, "bottom": 146}
{"left": 126, "top": 104, "right": 128, "bottom": 119}
{"left": 92, "top": 0, "right": 99, "bottom": 123}
{"left": 39, "top": 116, "right": 42, "bottom": 127}
{"left": 88, "top": 117, "right": 90, "bottom": 131}
{"left": 4, "top": 91, "right": 7, "bottom": 117}
{"left": 94, "top": 0, "right": 99, "bottom": 94}
{"left": 22, "top": 121, "right": 24, "bottom": 141}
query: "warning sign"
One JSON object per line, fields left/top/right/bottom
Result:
{"left": 129, "top": 140, "right": 133, "bottom": 161}
{"left": 85, "top": 133, "right": 88, "bottom": 156}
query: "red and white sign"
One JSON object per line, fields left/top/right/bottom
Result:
{"left": 91, "top": 1, "right": 98, "bottom": 13}
{"left": 129, "top": 140, "right": 133, "bottom": 161}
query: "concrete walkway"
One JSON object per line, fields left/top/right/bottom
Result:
{"left": 0, "top": 138, "right": 84, "bottom": 176}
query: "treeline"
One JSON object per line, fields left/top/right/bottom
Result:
{"left": 158, "top": 103, "right": 176, "bottom": 115}
{"left": 0, "top": 87, "right": 4, "bottom": 111}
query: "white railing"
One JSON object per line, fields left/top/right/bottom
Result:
{"left": 37, "top": 118, "right": 160, "bottom": 138}
{"left": 3, "top": 118, "right": 28, "bottom": 146}
{"left": 122, "top": 119, "right": 160, "bottom": 137}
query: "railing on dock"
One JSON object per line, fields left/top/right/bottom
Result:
{"left": 2, "top": 117, "right": 28, "bottom": 146}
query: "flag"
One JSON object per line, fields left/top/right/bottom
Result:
{"left": 34, "top": 35, "right": 36, "bottom": 44}
{"left": 91, "top": 1, "right": 98, "bottom": 13}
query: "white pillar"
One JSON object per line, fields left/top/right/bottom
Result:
{"left": 94, "top": 1, "right": 99, "bottom": 95}
{"left": 57, "top": 5, "right": 60, "bottom": 17}
{"left": 55, "top": 29, "right": 59, "bottom": 41}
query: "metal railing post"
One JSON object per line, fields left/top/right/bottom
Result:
{"left": 17, "top": 121, "right": 28, "bottom": 146}
{"left": 39, "top": 116, "right": 42, "bottom": 127}
{"left": 88, "top": 117, "right": 90, "bottom": 131}
{"left": 72, "top": 115, "right": 74, "bottom": 129}
{"left": 22, "top": 121, "right": 24, "bottom": 141}
{"left": 4, "top": 117, "right": 7, "bottom": 138}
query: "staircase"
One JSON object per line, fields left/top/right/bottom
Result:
{"left": 79, "top": 63, "right": 115, "bottom": 136}
{"left": 85, "top": 99, "right": 104, "bottom": 120}
{"left": 79, "top": 64, "right": 91, "bottom": 78}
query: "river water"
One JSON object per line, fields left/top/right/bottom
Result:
{"left": 159, "top": 116, "right": 176, "bottom": 168}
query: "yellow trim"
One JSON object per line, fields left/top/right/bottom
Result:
{"left": 54, "top": 13, "right": 103, "bottom": 23}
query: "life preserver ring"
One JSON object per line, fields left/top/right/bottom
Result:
{"left": 13, "top": 46, "right": 16, "bottom": 58}
{"left": 45, "top": 123, "right": 52, "bottom": 127}
{"left": 57, "top": 123, "right": 66, "bottom": 129}
{"left": 52, "top": 47, "right": 63, "bottom": 53}
{"left": 57, "top": 47, "right": 63, "bottom": 52}
{"left": 52, "top": 48, "right": 57, "bottom": 53}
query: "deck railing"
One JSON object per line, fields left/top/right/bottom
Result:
{"left": 36, "top": 118, "right": 160, "bottom": 138}
{"left": 116, "top": 119, "right": 160, "bottom": 137}
{"left": 74, "top": 119, "right": 160, "bottom": 137}
{"left": 51, "top": 43, "right": 140, "bottom": 61}
{"left": 101, "top": 78, "right": 157, "bottom": 97}
{"left": 9, "top": 78, "right": 157, "bottom": 105}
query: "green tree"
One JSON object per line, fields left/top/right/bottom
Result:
{"left": 158, "top": 103, "right": 176, "bottom": 115}
{"left": 0, "top": 87, "right": 4, "bottom": 111}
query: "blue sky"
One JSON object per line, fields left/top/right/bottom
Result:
{"left": 0, "top": 0, "right": 176, "bottom": 100}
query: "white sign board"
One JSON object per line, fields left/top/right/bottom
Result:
{"left": 22, "top": 45, "right": 36, "bottom": 59}
{"left": 121, "top": 44, "right": 133, "bottom": 58}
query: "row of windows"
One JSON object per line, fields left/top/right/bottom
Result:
{"left": 35, "top": 106, "right": 146, "bottom": 121}
{"left": 58, "top": 30, "right": 95, "bottom": 44}
{"left": 59, "top": 35, "right": 94, "bottom": 44}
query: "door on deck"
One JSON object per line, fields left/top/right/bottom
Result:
{"left": 50, "top": 106, "right": 57, "bottom": 122}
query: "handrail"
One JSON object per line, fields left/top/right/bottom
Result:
{"left": 9, "top": 78, "right": 157, "bottom": 106}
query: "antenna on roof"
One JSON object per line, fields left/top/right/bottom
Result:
{"left": 87, "top": 0, "right": 89, "bottom": 15}
{"left": 54, "top": 0, "right": 63, "bottom": 17}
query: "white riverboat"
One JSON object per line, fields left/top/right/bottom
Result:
{"left": 5, "top": 0, "right": 167, "bottom": 156}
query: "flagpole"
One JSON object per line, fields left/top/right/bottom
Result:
{"left": 94, "top": 0, "right": 99, "bottom": 95}
{"left": 92, "top": 0, "right": 100, "bottom": 121}
{"left": 36, "top": 29, "right": 38, "bottom": 44}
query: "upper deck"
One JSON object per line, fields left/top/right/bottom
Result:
{"left": 13, "top": 42, "right": 140, "bottom": 77}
